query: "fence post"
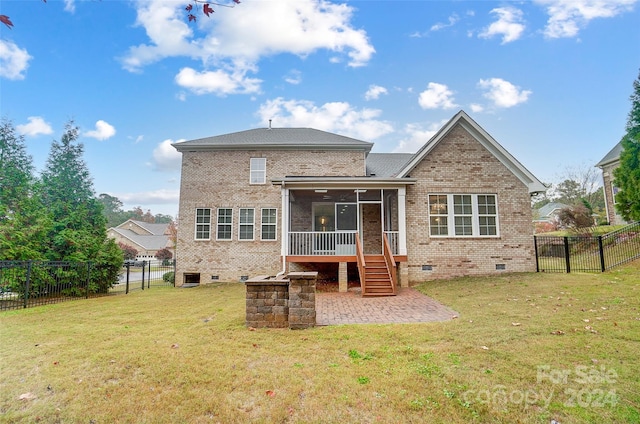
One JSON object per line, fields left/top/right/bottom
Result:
{"left": 173, "top": 259, "right": 176, "bottom": 287}
{"left": 126, "top": 263, "right": 130, "bottom": 294}
{"left": 141, "top": 261, "right": 146, "bottom": 291}
{"left": 147, "top": 260, "right": 151, "bottom": 289}
{"left": 564, "top": 237, "right": 571, "bottom": 273}
{"left": 534, "top": 236, "right": 540, "bottom": 273}
{"left": 598, "top": 236, "right": 606, "bottom": 272}
{"left": 24, "top": 260, "right": 33, "bottom": 308}
{"left": 86, "top": 262, "right": 92, "bottom": 298}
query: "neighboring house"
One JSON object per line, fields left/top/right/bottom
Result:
{"left": 107, "top": 219, "right": 174, "bottom": 261}
{"left": 596, "top": 142, "right": 628, "bottom": 225}
{"left": 172, "top": 111, "right": 546, "bottom": 293}
{"left": 534, "top": 202, "right": 569, "bottom": 224}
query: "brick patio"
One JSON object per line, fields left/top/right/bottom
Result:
{"left": 315, "top": 287, "right": 458, "bottom": 325}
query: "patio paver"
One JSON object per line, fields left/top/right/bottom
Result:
{"left": 315, "top": 287, "right": 459, "bottom": 325}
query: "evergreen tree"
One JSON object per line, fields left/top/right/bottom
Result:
{"left": 0, "top": 119, "right": 49, "bottom": 259}
{"left": 40, "top": 122, "right": 111, "bottom": 261}
{"left": 614, "top": 70, "right": 640, "bottom": 221}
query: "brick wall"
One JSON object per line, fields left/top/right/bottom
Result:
{"left": 404, "top": 124, "right": 536, "bottom": 282}
{"left": 175, "top": 149, "right": 366, "bottom": 285}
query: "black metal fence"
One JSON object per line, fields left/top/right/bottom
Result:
{"left": 534, "top": 222, "right": 640, "bottom": 273}
{"left": 1, "top": 260, "right": 176, "bottom": 311}
{"left": 110, "top": 260, "right": 176, "bottom": 294}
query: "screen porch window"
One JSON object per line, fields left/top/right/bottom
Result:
{"left": 250, "top": 158, "right": 266, "bottom": 184}
{"left": 195, "top": 208, "right": 211, "bottom": 240}
{"left": 239, "top": 208, "right": 255, "bottom": 240}
{"left": 261, "top": 208, "right": 277, "bottom": 240}
{"left": 216, "top": 208, "right": 232, "bottom": 240}
{"left": 428, "top": 194, "right": 498, "bottom": 237}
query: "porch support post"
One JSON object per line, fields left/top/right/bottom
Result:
{"left": 281, "top": 187, "right": 289, "bottom": 256}
{"left": 398, "top": 187, "right": 408, "bottom": 255}
{"left": 338, "top": 262, "right": 348, "bottom": 293}
{"left": 399, "top": 262, "right": 409, "bottom": 288}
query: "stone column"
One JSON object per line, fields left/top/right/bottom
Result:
{"left": 338, "top": 262, "right": 348, "bottom": 292}
{"left": 287, "top": 272, "right": 317, "bottom": 329}
{"left": 399, "top": 262, "right": 409, "bottom": 288}
{"left": 245, "top": 276, "right": 289, "bottom": 328}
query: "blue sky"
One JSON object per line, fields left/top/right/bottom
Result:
{"left": 1, "top": 0, "right": 639, "bottom": 217}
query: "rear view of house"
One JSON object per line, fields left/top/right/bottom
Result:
{"left": 173, "top": 111, "right": 546, "bottom": 292}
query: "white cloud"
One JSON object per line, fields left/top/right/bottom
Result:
{"left": 418, "top": 82, "right": 458, "bottom": 110}
{"left": 257, "top": 97, "right": 393, "bottom": 141}
{"left": 392, "top": 121, "right": 448, "bottom": 153}
{"left": 535, "top": 0, "right": 637, "bottom": 38}
{"left": 284, "top": 69, "right": 302, "bottom": 85}
{"left": 430, "top": 13, "right": 460, "bottom": 32}
{"left": 116, "top": 189, "right": 180, "bottom": 205}
{"left": 122, "top": 0, "right": 374, "bottom": 93}
{"left": 470, "top": 103, "right": 485, "bottom": 113}
{"left": 16, "top": 116, "right": 54, "bottom": 137}
{"left": 175, "top": 66, "right": 262, "bottom": 95}
{"left": 84, "top": 120, "right": 116, "bottom": 140}
{"left": 364, "top": 84, "right": 388, "bottom": 101}
{"left": 64, "top": 0, "right": 76, "bottom": 13}
{"left": 478, "top": 78, "right": 532, "bottom": 108}
{"left": 152, "top": 139, "right": 183, "bottom": 171}
{"left": 479, "top": 7, "right": 526, "bottom": 44}
{"left": 0, "top": 39, "right": 32, "bottom": 80}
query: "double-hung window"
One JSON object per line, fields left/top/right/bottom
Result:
{"left": 239, "top": 208, "right": 255, "bottom": 240}
{"left": 216, "top": 208, "right": 233, "bottom": 240}
{"left": 250, "top": 158, "right": 266, "bottom": 184}
{"left": 428, "top": 194, "right": 499, "bottom": 237}
{"left": 195, "top": 208, "right": 211, "bottom": 240}
{"left": 261, "top": 208, "right": 277, "bottom": 241}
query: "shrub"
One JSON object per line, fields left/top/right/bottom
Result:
{"left": 163, "top": 271, "right": 175, "bottom": 284}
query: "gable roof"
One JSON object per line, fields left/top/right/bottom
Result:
{"left": 173, "top": 128, "right": 373, "bottom": 152}
{"left": 537, "top": 202, "right": 569, "bottom": 218}
{"left": 596, "top": 141, "right": 623, "bottom": 168}
{"left": 396, "top": 110, "right": 547, "bottom": 194}
{"left": 366, "top": 153, "right": 414, "bottom": 177}
{"left": 116, "top": 219, "right": 169, "bottom": 236}
{"left": 109, "top": 228, "right": 170, "bottom": 251}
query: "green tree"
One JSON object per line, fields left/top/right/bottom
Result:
{"left": 614, "top": 70, "right": 640, "bottom": 221}
{"left": 98, "top": 193, "right": 127, "bottom": 228}
{"left": 0, "top": 119, "right": 49, "bottom": 259}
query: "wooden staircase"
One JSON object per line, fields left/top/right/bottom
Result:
{"left": 362, "top": 255, "right": 395, "bottom": 296}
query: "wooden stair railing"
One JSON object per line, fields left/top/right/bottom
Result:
{"left": 382, "top": 235, "right": 397, "bottom": 294}
{"left": 355, "top": 235, "right": 366, "bottom": 293}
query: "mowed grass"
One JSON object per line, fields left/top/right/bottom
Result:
{"left": 1, "top": 261, "right": 639, "bottom": 423}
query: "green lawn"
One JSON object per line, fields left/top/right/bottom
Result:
{"left": 1, "top": 260, "right": 639, "bottom": 423}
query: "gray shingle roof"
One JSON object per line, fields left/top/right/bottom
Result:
{"left": 596, "top": 141, "right": 623, "bottom": 167}
{"left": 131, "top": 221, "right": 169, "bottom": 236}
{"left": 173, "top": 128, "right": 373, "bottom": 151}
{"left": 112, "top": 229, "right": 170, "bottom": 250}
{"left": 537, "top": 202, "right": 569, "bottom": 218}
{"left": 366, "top": 153, "right": 415, "bottom": 177}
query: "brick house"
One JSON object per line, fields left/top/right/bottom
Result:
{"left": 173, "top": 110, "right": 546, "bottom": 294}
{"left": 596, "top": 141, "right": 630, "bottom": 225}
{"left": 107, "top": 219, "right": 174, "bottom": 261}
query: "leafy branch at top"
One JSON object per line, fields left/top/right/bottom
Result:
{"left": 185, "top": 0, "right": 241, "bottom": 22}
{"left": 0, "top": 0, "right": 240, "bottom": 29}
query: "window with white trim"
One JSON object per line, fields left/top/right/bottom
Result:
{"left": 261, "top": 208, "right": 277, "bottom": 241}
{"left": 612, "top": 183, "right": 620, "bottom": 204}
{"left": 239, "top": 208, "right": 255, "bottom": 240}
{"left": 195, "top": 208, "right": 211, "bottom": 240}
{"left": 250, "top": 158, "right": 266, "bottom": 184}
{"left": 216, "top": 208, "right": 233, "bottom": 240}
{"left": 428, "top": 194, "right": 499, "bottom": 237}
